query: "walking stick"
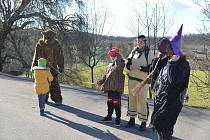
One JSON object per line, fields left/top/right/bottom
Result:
{"left": 132, "top": 57, "right": 162, "bottom": 96}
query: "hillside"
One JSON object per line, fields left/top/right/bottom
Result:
{"left": 2, "top": 29, "right": 209, "bottom": 73}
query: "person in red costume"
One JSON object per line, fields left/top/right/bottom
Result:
{"left": 97, "top": 47, "right": 125, "bottom": 126}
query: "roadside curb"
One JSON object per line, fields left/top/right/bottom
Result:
{"left": 0, "top": 72, "right": 130, "bottom": 101}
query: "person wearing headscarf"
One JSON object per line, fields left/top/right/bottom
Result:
{"left": 31, "top": 29, "right": 64, "bottom": 105}
{"left": 125, "top": 35, "right": 154, "bottom": 131}
{"left": 152, "top": 24, "right": 190, "bottom": 140}
{"left": 97, "top": 47, "right": 125, "bottom": 126}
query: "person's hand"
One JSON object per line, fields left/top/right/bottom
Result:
{"left": 130, "top": 64, "right": 139, "bottom": 70}
{"left": 170, "top": 55, "right": 180, "bottom": 62}
{"left": 96, "top": 80, "right": 102, "bottom": 86}
{"left": 96, "top": 81, "right": 103, "bottom": 91}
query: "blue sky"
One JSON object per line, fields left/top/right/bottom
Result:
{"left": 95, "top": 0, "right": 206, "bottom": 37}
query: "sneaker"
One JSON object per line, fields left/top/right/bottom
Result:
{"left": 125, "top": 118, "right": 135, "bottom": 128}
{"left": 138, "top": 122, "right": 146, "bottom": 131}
{"left": 115, "top": 118, "right": 121, "bottom": 126}
{"left": 101, "top": 116, "right": 112, "bottom": 122}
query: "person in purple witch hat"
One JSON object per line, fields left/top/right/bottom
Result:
{"left": 151, "top": 24, "right": 190, "bottom": 140}
{"left": 147, "top": 37, "right": 171, "bottom": 129}
{"left": 170, "top": 24, "right": 184, "bottom": 57}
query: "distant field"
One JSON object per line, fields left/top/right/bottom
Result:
{"left": 75, "top": 64, "right": 210, "bottom": 109}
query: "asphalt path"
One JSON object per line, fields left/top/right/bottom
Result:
{"left": 0, "top": 73, "right": 210, "bottom": 140}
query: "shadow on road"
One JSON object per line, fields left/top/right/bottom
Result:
{"left": 61, "top": 86, "right": 129, "bottom": 102}
{"left": 46, "top": 102, "right": 166, "bottom": 140}
{"left": 45, "top": 111, "right": 121, "bottom": 140}
{"left": 46, "top": 106, "right": 184, "bottom": 140}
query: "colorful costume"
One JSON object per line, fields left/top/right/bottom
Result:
{"left": 33, "top": 58, "right": 53, "bottom": 116}
{"left": 32, "top": 30, "right": 64, "bottom": 104}
{"left": 126, "top": 35, "right": 154, "bottom": 130}
{"left": 98, "top": 48, "right": 125, "bottom": 126}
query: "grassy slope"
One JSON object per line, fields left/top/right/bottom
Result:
{"left": 78, "top": 64, "right": 210, "bottom": 108}
{"left": 186, "top": 70, "right": 210, "bottom": 108}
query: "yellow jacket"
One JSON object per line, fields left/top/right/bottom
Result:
{"left": 34, "top": 69, "right": 53, "bottom": 95}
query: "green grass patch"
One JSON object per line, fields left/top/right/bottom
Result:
{"left": 64, "top": 64, "right": 210, "bottom": 108}
{"left": 78, "top": 62, "right": 129, "bottom": 94}
{"left": 185, "top": 70, "right": 210, "bottom": 108}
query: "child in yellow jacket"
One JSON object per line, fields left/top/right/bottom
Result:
{"left": 33, "top": 58, "right": 53, "bottom": 116}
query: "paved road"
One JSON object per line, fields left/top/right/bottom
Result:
{"left": 0, "top": 74, "right": 210, "bottom": 140}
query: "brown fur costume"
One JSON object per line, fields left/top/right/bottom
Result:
{"left": 32, "top": 30, "right": 64, "bottom": 104}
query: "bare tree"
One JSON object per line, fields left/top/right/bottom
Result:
{"left": 190, "top": 0, "right": 210, "bottom": 96}
{"left": 0, "top": 0, "right": 85, "bottom": 71}
{"left": 127, "top": 0, "right": 176, "bottom": 98}
{"left": 7, "top": 30, "right": 33, "bottom": 69}
{"left": 151, "top": 0, "right": 175, "bottom": 55}
{"left": 75, "top": 0, "right": 110, "bottom": 88}
{"left": 128, "top": 0, "right": 175, "bottom": 55}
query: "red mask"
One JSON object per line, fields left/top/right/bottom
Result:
{"left": 107, "top": 48, "right": 118, "bottom": 57}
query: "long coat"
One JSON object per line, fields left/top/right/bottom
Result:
{"left": 33, "top": 68, "right": 53, "bottom": 95}
{"left": 98, "top": 54, "right": 125, "bottom": 93}
{"left": 152, "top": 56, "right": 190, "bottom": 133}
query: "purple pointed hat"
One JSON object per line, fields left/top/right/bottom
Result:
{"left": 170, "top": 24, "right": 183, "bottom": 57}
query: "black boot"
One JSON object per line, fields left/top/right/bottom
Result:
{"left": 115, "top": 117, "right": 121, "bottom": 126}
{"left": 158, "top": 132, "right": 172, "bottom": 140}
{"left": 101, "top": 115, "right": 112, "bottom": 122}
{"left": 101, "top": 101, "right": 114, "bottom": 122}
{"left": 125, "top": 118, "right": 135, "bottom": 128}
{"left": 139, "top": 121, "right": 146, "bottom": 131}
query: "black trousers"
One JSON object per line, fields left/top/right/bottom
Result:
{"left": 107, "top": 91, "right": 121, "bottom": 118}
{"left": 153, "top": 100, "right": 183, "bottom": 139}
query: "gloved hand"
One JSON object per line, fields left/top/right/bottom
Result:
{"left": 180, "top": 88, "right": 188, "bottom": 104}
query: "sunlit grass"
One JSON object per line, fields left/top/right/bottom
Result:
{"left": 185, "top": 70, "right": 210, "bottom": 108}
{"left": 65, "top": 65, "right": 210, "bottom": 108}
